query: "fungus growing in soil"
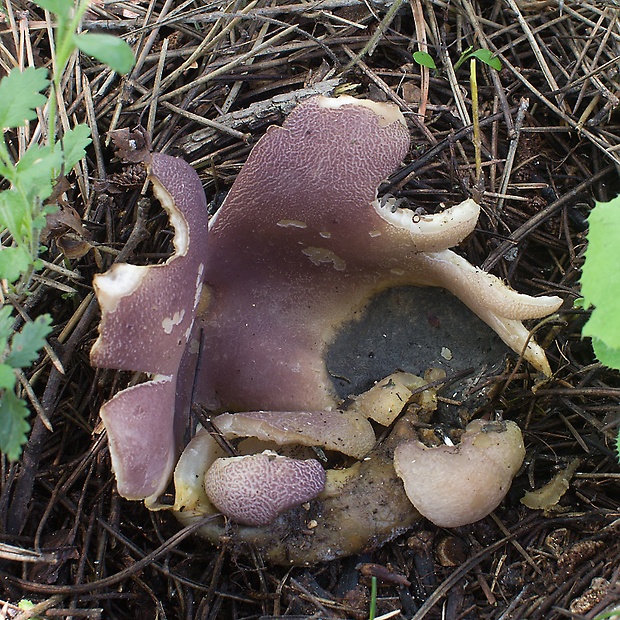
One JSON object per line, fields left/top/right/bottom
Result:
{"left": 91, "top": 154, "right": 208, "bottom": 503}
{"left": 212, "top": 409, "right": 376, "bottom": 459}
{"left": 92, "top": 95, "right": 562, "bottom": 562}
{"left": 204, "top": 451, "right": 327, "bottom": 526}
{"left": 394, "top": 420, "right": 526, "bottom": 528}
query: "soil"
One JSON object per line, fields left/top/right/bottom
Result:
{"left": 1, "top": 0, "right": 619, "bottom": 618}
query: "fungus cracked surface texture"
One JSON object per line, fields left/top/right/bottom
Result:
{"left": 91, "top": 96, "right": 562, "bottom": 564}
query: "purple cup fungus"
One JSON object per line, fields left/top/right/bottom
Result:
{"left": 91, "top": 95, "right": 562, "bottom": 563}
{"left": 91, "top": 154, "right": 208, "bottom": 505}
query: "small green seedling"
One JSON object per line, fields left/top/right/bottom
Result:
{"left": 460, "top": 48, "right": 502, "bottom": 184}
{"left": 453, "top": 46, "right": 502, "bottom": 72}
{"left": 411, "top": 47, "right": 501, "bottom": 74}
{"left": 412, "top": 51, "right": 436, "bottom": 70}
{"left": 0, "top": 0, "right": 134, "bottom": 460}
{"left": 580, "top": 195, "right": 620, "bottom": 461}
{"left": 412, "top": 47, "right": 501, "bottom": 184}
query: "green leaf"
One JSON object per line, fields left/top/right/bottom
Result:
{"left": 5, "top": 314, "right": 52, "bottom": 368}
{"left": 0, "top": 389, "right": 30, "bottom": 461}
{"left": 453, "top": 47, "right": 502, "bottom": 72}
{"left": 0, "top": 67, "right": 49, "bottom": 129}
{"left": 61, "top": 124, "right": 92, "bottom": 170}
{"left": 0, "top": 246, "right": 33, "bottom": 283}
{"left": 33, "top": 0, "right": 74, "bottom": 18}
{"left": 0, "top": 159, "right": 15, "bottom": 182}
{"left": 0, "top": 189, "right": 33, "bottom": 242}
{"left": 413, "top": 51, "right": 436, "bottom": 69}
{"left": 16, "top": 144, "right": 64, "bottom": 201}
{"left": 581, "top": 196, "right": 620, "bottom": 362}
{"left": 74, "top": 33, "right": 135, "bottom": 75}
{"left": 590, "top": 337, "right": 620, "bottom": 370}
{"left": 470, "top": 49, "right": 502, "bottom": 71}
{"left": 0, "top": 305, "right": 14, "bottom": 357}
{"left": 0, "top": 365, "right": 16, "bottom": 390}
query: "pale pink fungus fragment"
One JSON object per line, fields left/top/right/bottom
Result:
{"left": 91, "top": 154, "right": 207, "bottom": 374}
{"left": 394, "top": 420, "right": 526, "bottom": 527}
{"left": 99, "top": 376, "right": 177, "bottom": 501}
{"left": 212, "top": 410, "right": 376, "bottom": 459}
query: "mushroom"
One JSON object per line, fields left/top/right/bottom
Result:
{"left": 204, "top": 451, "right": 326, "bottom": 526}
{"left": 91, "top": 153, "right": 208, "bottom": 503}
{"left": 212, "top": 409, "right": 376, "bottom": 459}
{"left": 172, "top": 384, "right": 434, "bottom": 564}
{"left": 194, "top": 95, "right": 562, "bottom": 416}
{"left": 393, "top": 420, "right": 526, "bottom": 528}
{"left": 346, "top": 371, "right": 439, "bottom": 425}
{"left": 91, "top": 96, "right": 562, "bottom": 562}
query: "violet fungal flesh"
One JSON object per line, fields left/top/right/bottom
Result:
{"left": 92, "top": 96, "right": 562, "bottom": 562}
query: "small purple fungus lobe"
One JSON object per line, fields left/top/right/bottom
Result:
{"left": 204, "top": 452, "right": 327, "bottom": 526}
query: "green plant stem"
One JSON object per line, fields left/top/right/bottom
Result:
{"left": 369, "top": 576, "right": 377, "bottom": 620}
{"left": 46, "top": 0, "right": 91, "bottom": 149}
{"left": 453, "top": 46, "right": 474, "bottom": 72}
{"left": 13, "top": 180, "right": 39, "bottom": 290}
{"left": 46, "top": 84, "right": 58, "bottom": 151}
{"left": 55, "top": 0, "right": 90, "bottom": 83}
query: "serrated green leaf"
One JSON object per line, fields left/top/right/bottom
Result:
{"left": 16, "top": 143, "right": 60, "bottom": 175}
{"left": 61, "top": 124, "right": 91, "bottom": 170}
{"left": 33, "top": 0, "right": 74, "bottom": 18}
{"left": 413, "top": 51, "right": 436, "bottom": 69}
{"left": 0, "top": 306, "right": 14, "bottom": 357}
{"left": 470, "top": 49, "right": 502, "bottom": 71}
{"left": 590, "top": 336, "right": 620, "bottom": 370}
{"left": 74, "top": 33, "right": 135, "bottom": 75}
{"left": 581, "top": 197, "right": 620, "bottom": 359}
{"left": 0, "top": 189, "right": 33, "bottom": 242}
{"left": 15, "top": 143, "right": 63, "bottom": 201}
{"left": 0, "top": 67, "right": 49, "bottom": 129}
{"left": 0, "top": 389, "right": 30, "bottom": 461}
{"left": 0, "top": 365, "right": 16, "bottom": 390}
{"left": 0, "top": 246, "right": 33, "bottom": 283}
{"left": 5, "top": 314, "right": 52, "bottom": 368}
